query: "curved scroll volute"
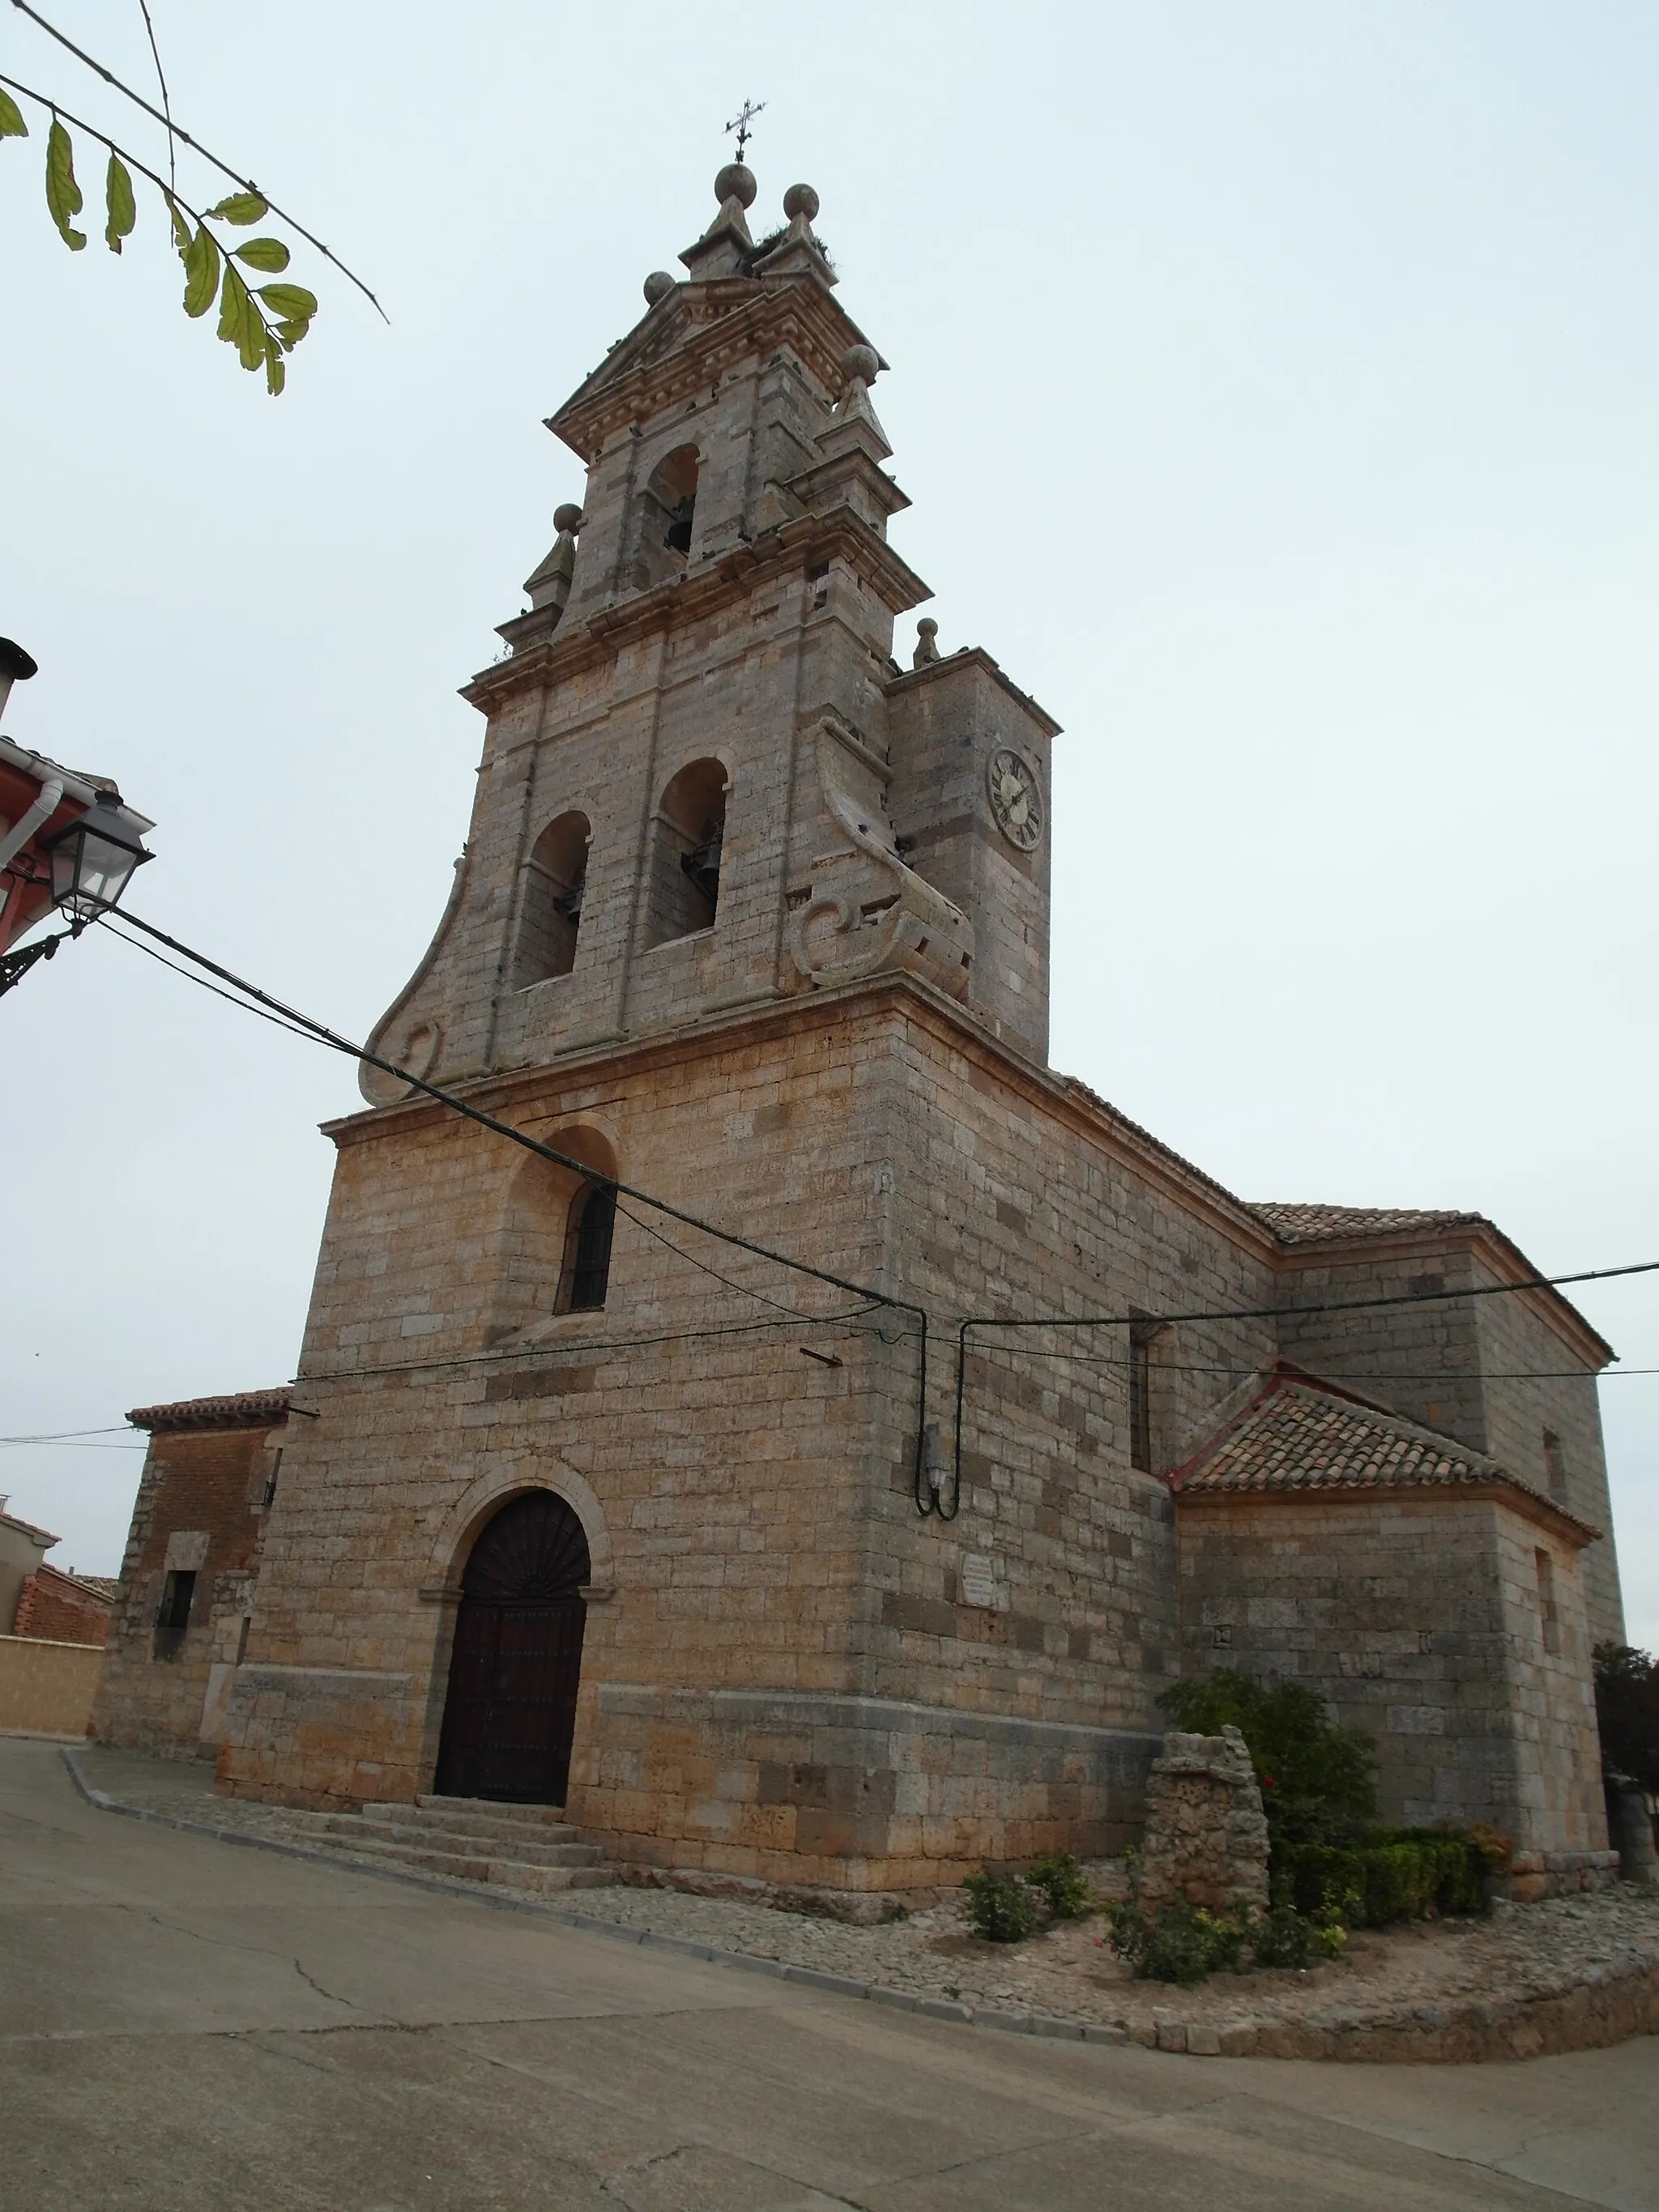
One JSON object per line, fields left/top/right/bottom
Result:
{"left": 787, "top": 715, "right": 973, "bottom": 1000}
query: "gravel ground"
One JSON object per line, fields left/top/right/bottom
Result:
{"left": 571, "top": 1877, "right": 1659, "bottom": 2044}
{"left": 68, "top": 1745, "right": 1659, "bottom": 2045}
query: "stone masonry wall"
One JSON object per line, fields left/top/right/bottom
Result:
{"left": 92, "top": 1425, "right": 276, "bottom": 1760}
{"left": 1273, "top": 1238, "right": 1621, "bottom": 1651}
{"left": 1175, "top": 1491, "right": 1606, "bottom": 1855}
{"left": 1490, "top": 1504, "right": 1607, "bottom": 1853}
{"left": 1137, "top": 1727, "right": 1269, "bottom": 1918}
{"left": 219, "top": 981, "right": 1288, "bottom": 1885}
{"left": 1273, "top": 1243, "right": 1488, "bottom": 1454}
{"left": 1469, "top": 1252, "right": 1623, "bottom": 1651}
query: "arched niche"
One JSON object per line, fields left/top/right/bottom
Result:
{"left": 646, "top": 757, "right": 727, "bottom": 948}
{"left": 484, "top": 1123, "right": 620, "bottom": 1345}
{"left": 514, "top": 809, "right": 591, "bottom": 987}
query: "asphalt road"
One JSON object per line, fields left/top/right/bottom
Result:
{"left": 2, "top": 1737, "right": 1655, "bottom": 2212}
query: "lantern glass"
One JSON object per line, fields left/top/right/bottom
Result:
{"left": 44, "top": 801, "right": 152, "bottom": 919}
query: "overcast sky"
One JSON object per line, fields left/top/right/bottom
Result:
{"left": 2, "top": 1, "right": 1655, "bottom": 1647}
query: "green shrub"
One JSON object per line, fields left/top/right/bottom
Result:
{"left": 1026, "top": 1852, "right": 1094, "bottom": 1920}
{"left": 1107, "top": 1900, "right": 1247, "bottom": 1984}
{"left": 1249, "top": 1905, "right": 1318, "bottom": 1969}
{"left": 1158, "top": 1671, "right": 1377, "bottom": 1845}
{"left": 1271, "top": 1831, "right": 1488, "bottom": 1928}
{"left": 962, "top": 1870, "right": 1037, "bottom": 1943}
{"left": 1250, "top": 1905, "right": 1348, "bottom": 1967}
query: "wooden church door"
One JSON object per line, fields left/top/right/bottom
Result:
{"left": 434, "top": 1490, "right": 590, "bottom": 1804}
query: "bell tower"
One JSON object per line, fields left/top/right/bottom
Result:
{"left": 361, "top": 161, "right": 1059, "bottom": 1104}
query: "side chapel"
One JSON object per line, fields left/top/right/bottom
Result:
{"left": 95, "top": 161, "right": 1625, "bottom": 1895}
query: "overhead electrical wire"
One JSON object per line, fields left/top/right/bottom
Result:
{"left": 93, "top": 905, "right": 933, "bottom": 1495}
{"left": 82, "top": 907, "right": 1659, "bottom": 1524}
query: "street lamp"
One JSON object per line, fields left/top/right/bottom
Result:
{"left": 41, "top": 795, "right": 154, "bottom": 922}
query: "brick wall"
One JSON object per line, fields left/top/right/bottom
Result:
{"left": 13, "top": 1567, "right": 110, "bottom": 1646}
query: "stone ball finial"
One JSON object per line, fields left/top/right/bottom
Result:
{"left": 714, "top": 161, "right": 757, "bottom": 210}
{"left": 913, "top": 617, "right": 940, "bottom": 668}
{"left": 642, "top": 271, "right": 676, "bottom": 306}
{"left": 842, "top": 343, "right": 880, "bottom": 387}
{"left": 782, "top": 182, "right": 820, "bottom": 224}
{"left": 552, "top": 503, "right": 583, "bottom": 535}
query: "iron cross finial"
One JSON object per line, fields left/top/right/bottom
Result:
{"left": 725, "top": 98, "right": 766, "bottom": 163}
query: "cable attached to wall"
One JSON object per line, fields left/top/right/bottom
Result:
{"left": 96, "top": 907, "right": 936, "bottom": 1509}
{"left": 947, "top": 1258, "right": 1659, "bottom": 1513}
{"left": 87, "top": 908, "right": 1659, "bottom": 1532}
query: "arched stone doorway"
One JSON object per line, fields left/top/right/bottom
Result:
{"left": 434, "top": 1490, "right": 590, "bottom": 1804}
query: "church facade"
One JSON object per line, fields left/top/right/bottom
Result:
{"left": 98, "top": 162, "right": 1623, "bottom": 1894}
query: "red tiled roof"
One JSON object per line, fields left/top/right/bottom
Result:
{"left": 128, "top": 1387, "right": 291, "bottom": 1434}
{"left": 1168, "top": 1371, "right": 1597, "bottom": 1541}
{"left": 1250, "top": 1204, "right": 1486, "bottom": 1245}
{"left": 67, "top": 1573, "right": 121, "bottom": 1602}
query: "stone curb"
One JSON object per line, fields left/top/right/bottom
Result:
{"left": 57, "top": 1751, "right": 1659, "bottom": 2065}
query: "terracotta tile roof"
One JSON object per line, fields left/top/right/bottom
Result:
{"left": 1060, "top": 1077, "right": 1265, "bottom": 1228}
{"left": 54, "top": 1566, "right": 121, "bottom": 1601}
{"left": 128, "top": 1387, "right": 291, "bottom": 1434}
{"left": 1168, "top": 1371, "right": 1597, "bottom": 1541}
{"left": 1250, "top": 1204, "right": 1486, "bottom": 1246}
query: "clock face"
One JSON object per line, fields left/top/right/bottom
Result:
{"left": 986, "top": 746, "right": 1043, "bottom": 851}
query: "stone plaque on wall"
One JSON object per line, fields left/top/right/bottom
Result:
{"left": 961, "top": 1554, "right": 998, "bottom": 1609}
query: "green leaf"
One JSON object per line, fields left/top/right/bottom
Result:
{"left": 275, "top": 316, "right": 311, "bottom": 348}
{"left": 45, "top": 117, "right": 86, "bottom": 250}
{"left": 0, "top": 88, "right": 28, "bottom": 139}
{"left": 164, "top": 193, "right": 190, "bottom": 250}
{"left": 216, "top": 262, "right": 264, "bottom": 370}
{"left": 206, "top": 189, "right": 267, "bottom": 226}
{"left": 263, "top": 328, "right": 286, "bottom": 397}
{"left": 104, "top": 151, "right": 135, "bottom": 254}
{"left": 256, "top": 282, "right": 318, "bottom": 322}
{"left": 181, "top": 221, "right": 220, "bottom": 317}
{"left": 234, "top": 235, "right": 290, "bottom": 274}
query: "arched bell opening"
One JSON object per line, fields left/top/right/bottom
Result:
{"left": 433, "top": 1489, "right": 592, "bottom": 1805}
{"left": 646, "top": 757, "right": 727, "bottom": 947}
{"left": 513, "top": 809, "right": 591, "bottom": 987}
{"left": 629, "top": 443, "right": 700, "bottom": 589}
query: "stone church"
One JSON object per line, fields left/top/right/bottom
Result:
{"left": 94, "top": 160, "right": 1623, "bottom": 1896}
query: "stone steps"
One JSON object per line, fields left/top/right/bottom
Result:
{"left": 284, "top": 1809, "right": 599, "bottom": 1868}
{"left": 413, "top": 1794, "right": 579, "bottom": 1830}
{"left": 268, "top": 1792, "right": 612, "bottom": 1895}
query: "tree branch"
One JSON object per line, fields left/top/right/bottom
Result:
{"left": 1, "top": 69, "right": 305, "bottom": 386}
{"left": 6, "top": 0, "right": 386, "bottom": 320}
{"left": 135, "top": 0, "right": 175, "bottom": 194}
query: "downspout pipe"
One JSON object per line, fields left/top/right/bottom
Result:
{"left": 0, "top": 772, "right": 65, "bottom": 877}
{"left": 0, "top": 770, "right": 65, "bottom": 948}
